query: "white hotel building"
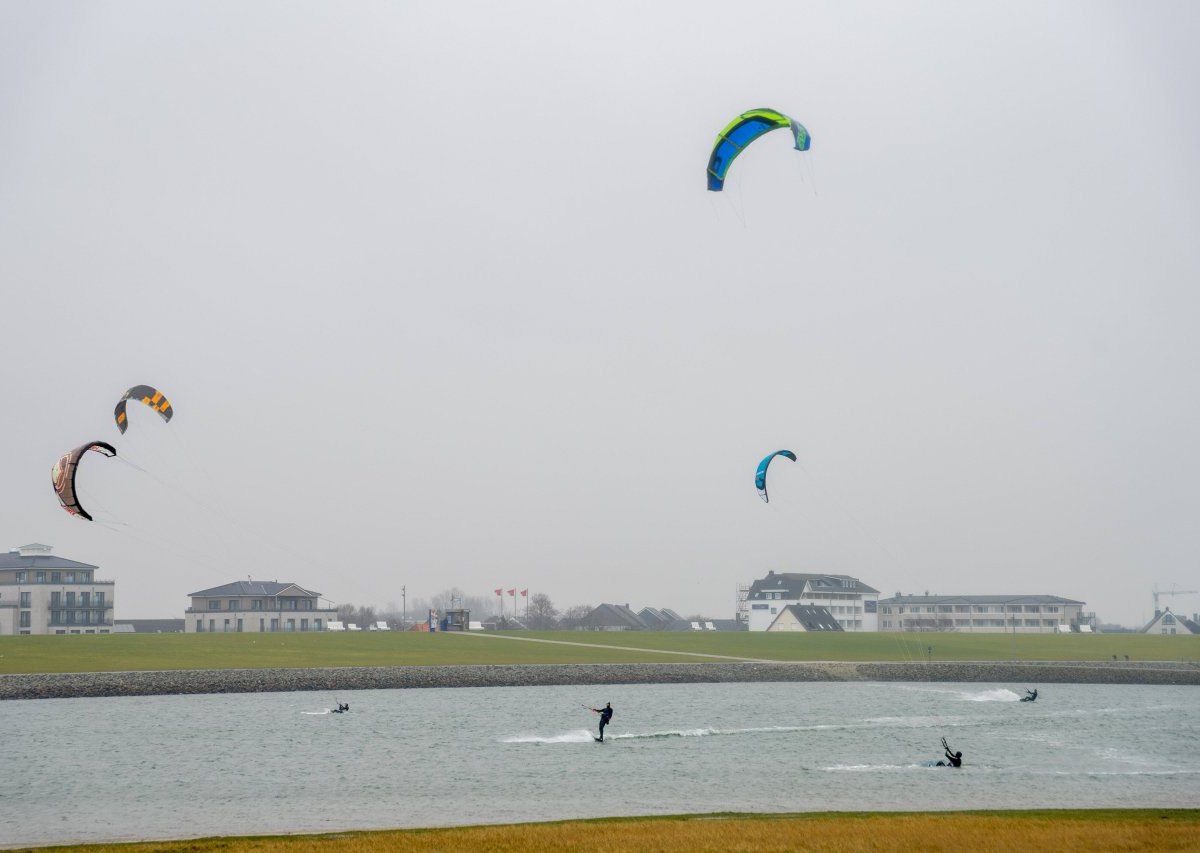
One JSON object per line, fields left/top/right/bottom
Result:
{"left": 746, "top": 571, "right": 880, "bottom": 632}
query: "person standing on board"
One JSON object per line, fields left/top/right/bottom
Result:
{"left": 591, "top": 702, "right": 613, "bottom": 742}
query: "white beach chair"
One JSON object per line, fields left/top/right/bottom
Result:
{"left": 347, "top": 623, "right": 361, "bottom": 631}
{"left": 1058, "top": 624, "right": 1071, "bottom": 633}
{"left": 374, "top": 621, "right": 390, "bottom": 631}
{"left": 327, "top": 621, "right": 346, "bottom": 632}
{"left": 1078, "top": 624, "right": 1093, "bottom": 633}
{"left": 704, "top": 621, "right": 717, "bottom": 631}
{"left": 690, "top": 621, "right": 702, "bottom": 630}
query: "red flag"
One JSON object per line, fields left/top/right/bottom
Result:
{"left": 507, "top": 588, "right": 516, "bottom": 596}
{"left": 494, "top": 588, "right": 502, "bottom": 596}
{"left": 520, "top": 589, "right": 529, "bottom": 597}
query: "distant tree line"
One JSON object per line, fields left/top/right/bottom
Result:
{"left": 332, "top": 589, "right": 678, "bottom": 630}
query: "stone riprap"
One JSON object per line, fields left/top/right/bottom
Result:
{"left": 2, "top": 660, "right": 1198, "bottom": 700}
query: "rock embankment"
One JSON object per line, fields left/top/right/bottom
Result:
{"left": 2, "top": 660, "right": 1198, "bottom": 700}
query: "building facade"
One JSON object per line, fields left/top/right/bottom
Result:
{"left": 185, "top": 580, "right": 337, "bottom": 633}
{"left": 766, "top": 604, "right": 843, "bottom": 632}
{"left": 877, "top": 594, "right": 1086, "bottom": 633}
{"left": 0, "top": 544, "right": 114, "bottom": 635}
{"left": 1141, "top": 608, "right": 1200, "bottom": 636}
{"left": 746, "top": 571, "right": 879, "bottom": 632}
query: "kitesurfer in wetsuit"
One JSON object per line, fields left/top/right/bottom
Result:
{"left": 936, "top": 737, "right": 962, "bottom": 767}
{"left": 1023, "top": 689, "right": 1037, "bottom": 702}
{"left": 591, "top": 702, "right": 613, "bottom": 741}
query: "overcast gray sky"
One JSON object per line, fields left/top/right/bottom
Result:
{"left": 3, "top": 1, "right": 1198, "bottom": 626}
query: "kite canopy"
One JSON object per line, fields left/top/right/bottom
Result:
{"left": 755, "top": 450, "right": 797, "bottom": 503}
{"left": 707, "top": 108, "right": 810, "bottom": 192}
{"left": 52, "top": 441, "right": 117, "bottom": 521}
{"left": 114, "top": 385, "right": 173, "bottom": 434}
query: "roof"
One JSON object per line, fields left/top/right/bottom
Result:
{"left": 771, "top": 604, "right": 844, "bottom": 632}
{"left": 878, "top": 594, "right": 1085, "bottom": 606}
{"left": 112, "top": 619, "right": 185, "bottom": 633}
{"left": 188, "top": 581, "right": 320, "bottom": 598}
{"left": 0, "top": 552, "right": 98, "bottom": 570}
{"left": 748, "top": 571, "right": 879, "bottom": 599}
{"left": 1140, "top": 608, "right": 1200, "bottom": 634}
{"left": 581, "top": 603, "right": 646, "bottom": 629}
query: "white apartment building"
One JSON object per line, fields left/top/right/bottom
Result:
{"left": 0, "top": 543, "right": 114, "bottom": 635}
{"left": 746, "top": 571, "right": 880, "bottom": 632}
{"left": 877, "top": 594, "right": 1086, "bottom": 633}
{"left": 185, "top": 580, "right": 337, "bottom": 633}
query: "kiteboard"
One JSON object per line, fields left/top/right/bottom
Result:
{"left": 594, "top": 737, "right": 605, "bottom": 743}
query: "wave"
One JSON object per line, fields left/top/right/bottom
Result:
{"left": 502, "top": 724, "right": 826, "bottom": 744}
{"left": 301, "top": 710, "right": 332, "bottom": 715}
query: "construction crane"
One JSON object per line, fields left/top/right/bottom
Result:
{"left": 1152, "top": 585, "right": 1199, "bottom": 615}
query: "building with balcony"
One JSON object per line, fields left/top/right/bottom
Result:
{"left": 877, "top": 594, "right": 1086, "bottom": 633}
{"left": 0, "top": 543, "right": 115, "bottom": 635}
{"left": 746, "top": 571, "right": 880, "bottom": 632}
{"left": 185, "top": 580, "right": 337, "bottom": 632}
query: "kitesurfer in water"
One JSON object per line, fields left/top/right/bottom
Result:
{"left": 1023, "top": 689, "right": 1037, "bottom": 702}
{"left": 936, "top": 737, "right": 962, "bottom": 767}
{"left": 591, "top": 702, "right": 613, "bottom": 741}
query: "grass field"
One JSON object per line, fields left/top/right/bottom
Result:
{"left": 1, "top": 630, "right": 1196, "bottom": 674}
{"left": 41, "top": 810, "right": 1200, "bottom": 852}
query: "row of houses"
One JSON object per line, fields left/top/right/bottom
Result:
{"left": 5, "top": 543, "right": 1194, "bottom": 636}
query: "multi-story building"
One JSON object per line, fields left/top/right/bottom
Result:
{"left": 0, "top": 543, "right": 114, "bottom": 635}
{"left": 877, "top": 594, "right": 1086, "bottom": 633}
{"left": 185, "top": 580, "right": 337, "bottom": 633}
{"left": 746, "top": 571, "right": 880, "bottom": 632}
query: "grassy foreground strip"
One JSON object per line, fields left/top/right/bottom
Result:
{"left": 2, "top": 631, "right": 1197, "bottom": 675}
{"left": 39, "top": 810, "right": 1200, "bottom": 853}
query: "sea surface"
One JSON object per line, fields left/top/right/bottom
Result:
{"left": 2, "top": 681, "right": 1198, "bottom": 847}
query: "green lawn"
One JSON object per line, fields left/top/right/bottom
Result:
{"left": 1, "top": 630, "right": 1196, "bottom": 675}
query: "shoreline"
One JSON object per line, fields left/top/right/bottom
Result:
{"left": 3, "top": 659, "right": 1198, "bottom": 700}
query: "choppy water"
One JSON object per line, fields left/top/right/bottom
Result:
{"left": 2, "top": 682, "right": 1198, "bottom": 847}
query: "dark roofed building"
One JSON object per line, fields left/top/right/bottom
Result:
{"left": 767, "top": 604, "right": 844, "bottom": 632}
{"left": 0, "top": 543, "right": 113, "bottom": 636}
{"left": 1141, "top": 608, "right": 1200, "bottom": 636}
{"left": 578, "top": 603, "right": 646, "bottom": 631}
{"left": 186, "top": 580, "right": 337, "bottom": 633}
{"left": 747, "top": 570, "right": 880, "bottom": 632}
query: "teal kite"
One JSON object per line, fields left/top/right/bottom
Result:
{"left": 755, "top": 450, "right": 797, "bottom": 503}
{"left": 707, "top": 108, "right": 810, "bottom": 192}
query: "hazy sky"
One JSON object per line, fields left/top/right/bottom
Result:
{"left": 3, "top": 1, "right": 1198, "bottom": 625}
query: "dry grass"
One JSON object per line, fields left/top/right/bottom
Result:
{"left": 39, "top": 811, "right": 1200, "bottom": 853}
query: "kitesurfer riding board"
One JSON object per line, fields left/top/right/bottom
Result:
{"left": 586, "top": 702, "right": 613, "bottom": 742}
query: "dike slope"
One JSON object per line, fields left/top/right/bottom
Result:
{"left": 2, "top": 660, "right": 1199, "bottom": 699}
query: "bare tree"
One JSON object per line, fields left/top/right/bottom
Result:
{"left": 526, "top": 592, "right": 559, "bottom": 629}
{"left": 558, "top": 604, "right": 592, "bottom": 630}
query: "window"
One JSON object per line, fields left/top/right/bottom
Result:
{"left": 95, "top": 592, "right": 105, "bottom": 607}
{"left": 259, "top": 618, "right": 265, "bottom": 632}
{"left": 36, "top": 571, "right": 45, "bottom": 583}
{"left": 286, "top": 619, "right": 295, "bottom": 632}
{"left": 65, "top": 573, "right": 75, "bottom": 583}
{"left": 236, "top": 619, "right": 243, "bottom": 632}
{"left": 51, "top": 572, "right": 60, "bottom": 583}
{"left": 81, "top": 592, "right": 90, "bottom": 606}
{"left": 252, "top": 600, "right": 263, "bottom": 610}
{"left": 208, "top": 600, "right": 221, "bottom": 610}
{"left": 196, "top": 620, "right": 203, "bottom": 632}
{"left": 301, "top": 619, "right": 309, "bottom": 631}
{"left": 80, "top": 571, "right": 90, "bottom": 582}
{"left": 228, "top": 600, "right": 239, "bottom": 611}
{"left": 1163, "top": 613, "right": 1176, "bottom": 625}
{"left": 19, "top": 612, "right": 31, "bottom": 628}
{"left": 15, "top": 571, "right": 26, "bottom": 583}
{"left": 65, "top": 592, "right": 75, "bottom": 606}
{"left": 208, "top": 619, "right": 215, "bottom": 632}
{"left": 19, "top": 592, "right": 31, "bottom": 607}
{"left": 224, "top": 619, "right": 231, "bottom": 633}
